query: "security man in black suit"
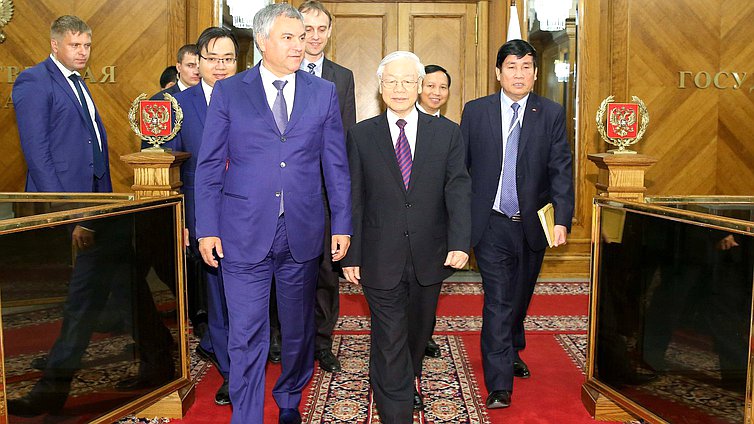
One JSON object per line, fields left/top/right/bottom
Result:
{"left": 460, "top": 39, "right": 574, "bottom": 409}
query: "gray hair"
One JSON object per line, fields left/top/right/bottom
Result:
{"left": 376, "top": 51, "right": 425, "bottom": 81}
{"left": 252, "top": 3, "right": 304, "bottom": 51}
{"left": 51, "top": 15, "right": 91, "bottom": 40}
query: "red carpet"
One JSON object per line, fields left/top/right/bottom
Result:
{"left": 169, "top": 277, "right": 613, "bottom": 423}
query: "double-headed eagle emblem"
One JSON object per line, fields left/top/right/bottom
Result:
{"left": 0, "top": 0, "right": 13, "bottom": 44}
{"left": 596, "top": 95, "right": 650, "bottom": 154}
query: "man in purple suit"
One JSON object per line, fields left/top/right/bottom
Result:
{"left": 194, "top": 4, "right": 352, "bottom": 424}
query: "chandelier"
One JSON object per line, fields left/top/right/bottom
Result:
{"left": 534, "top": 0, "right": 571, "bottom": 32}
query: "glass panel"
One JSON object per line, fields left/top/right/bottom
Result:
{"left": 595, "top": 206, "right": 752, "bottom": 423}
{"left": 1, "top": 204, "right": 182, "bottom": 422}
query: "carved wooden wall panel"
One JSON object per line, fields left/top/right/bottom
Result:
{"left": 324, "top": 3, "right": 399, "bottom": 122}
{"left": 0, "top": 0, "right": 187, "bottom": 193}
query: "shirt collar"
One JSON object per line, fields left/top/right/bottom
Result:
{"left": 500, "top": 91, "right": 530, "bottom": 111}
{"left": 301, "top": 55, "right": 324, "bottom": 73}
{"left": 387, "top": 106, "right": 419, "bottom": 128}
{"left": 177, "top": 79, "right": 189, "bottom": 91}
{"left": 260, "top": 62, "right": 297, "bottom": 87}
{"left": 416, "top": 102, "right": 440, "bottom": 117}
{"left": 201, "top": 79, "right": 213, "bottom": 105}
{"left": 50, "top": 54, "right": 77, "bottom": 78}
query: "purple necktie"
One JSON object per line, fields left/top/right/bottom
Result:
{"left": 272, "top": 80, "right": 288, "bottom": 133}
{"left": 498, "top": 103, "right": 520, "bottom": 216}
{"left": 395, "top": 119, "right": 412, "bottom": 190}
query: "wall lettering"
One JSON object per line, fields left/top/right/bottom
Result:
{"left": 0, "top": 65, "right": 117, "bottom": 84}
{"left": 679, "top": 71, "right": 749, "bottom": 90}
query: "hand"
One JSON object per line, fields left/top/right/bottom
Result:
{"left": 343, "top": 266, "right": 361, "bottom": 284}
{"left": 331, "top": 234, "right": 351, "bottom": 261}
{"left": 444, "top": 251, "right": 469, "bottom": 269}
{"left": 183, "top": 228, "right": 190, "bottom": 247}
{"left": 553, "top": 225, "right": 568, "bottom": 247}
{"left": 198, "top": 237, "right": 224, "bottom": 268}
{"left": 717, "top": 234, "right": 739, "bottom": 251}
{"left": 72, "top": 225, "right": 95, "bottom": 250}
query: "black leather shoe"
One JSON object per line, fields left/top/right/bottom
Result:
{"left": 269, "top": 335, "right": 282, "bottom": 364}
{"left": 215, "top": 379, "right": 231, "bottom": 405}
{"left": 425, "top": 338, "right": 441, "bottom": 358}
{"left": 279, "top": 407, "right": 302, "bottom": 424}
{"left": 315, "top": 349, "right": 341, "bottom": 373}
{"left": 7, "top": 392, "right": 66, "bottom": 417}
{"left": 31, "top": 355, "right": 48, "bottom": 370}
{"left": 485, "top": 390, "right": 512, "bottom": 409}
{"left": 513, "top": 358, "right": 531, "bottom": 378}
{"left": 413, "top": 389, "right": 424, "bottom": 410}
{"left": 196, "top": 344, "right": 220, "bottom": 369}
{"left": 193, "top": 322, "right": 209, "bottom": 341}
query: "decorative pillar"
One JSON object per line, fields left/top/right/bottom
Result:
{"left": 120, "top": 151, "right": 191, "bottom": 200}
{"left": 587, "top": 153, "right": 657, "bottom": 201}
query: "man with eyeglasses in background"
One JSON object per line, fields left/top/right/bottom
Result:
{"left": 163, "top": 27, "right": 239, "bottom": 407}
{"left": 342, "top": 51, "right": 471, "bottom": 423}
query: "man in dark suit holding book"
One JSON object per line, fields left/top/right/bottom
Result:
{"left": 460, "top": 39, "right": 574, "bottom": 409}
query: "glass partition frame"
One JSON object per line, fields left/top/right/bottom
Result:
{"left": 587, "top": 197, "right": 754, "bottom": 424}
{"left": 0, "top": 193, "right": 190, "bottom": 424}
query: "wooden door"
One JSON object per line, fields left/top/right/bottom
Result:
{"left": 323, "top": 2, "right": 487, "bottom": 123}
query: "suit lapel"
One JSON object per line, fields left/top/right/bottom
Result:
{"left": 286, "top": 71, "right": 312, "bottom": 134}
{"left": 321, "top": 58, "right": 335, "bottom": 84}
{"left": 191, "top": 85, "right": 207, "bottom": 126}
{"left": 517, "top": 93, "right": 541, "bottom": 166}
{"left": 45, "top": 58, "right": 91, "bottom": 126}
{"left": 487, "top": 94, "right": 504, "bottom": 166}
{"left": 374, "top": 114, "right": 407, "bottom": 193}
{"left": 407, "top": 113, "right": 434, "bottom": 194}
{"left": 242, "top": 65, "right": 280, "bottom": 134}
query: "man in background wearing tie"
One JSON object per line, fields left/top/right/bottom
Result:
{"left": 342, "top": 51, "right": 471, "bottom": 423}
{"left": 194, "top": 4, "right": 352, "bottom": 423}
{"left": 268, "top": 0, "right": 356, "bottom": 373}
{"left": 165, "top": 26, "right": 239, "bottom": 407}
{"left": 460, "top": 39, "right": 574, "bottom": 410}
{"left": 9, "top": 15, "right": 174, "bottom": 416}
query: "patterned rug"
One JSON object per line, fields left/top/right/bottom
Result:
{"left": 555, "top": 334, "right": 744, "bottom": 423}
{"left": 303, "top": 334, "right": 488, "bottom": 424}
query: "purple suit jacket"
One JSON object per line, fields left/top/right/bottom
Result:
{"left": 13, "top": 57, "right": 112, "bottom": 192}
{"left": 163, "top": 83, "right": 207, "bottom": 238}
{"left": 194, "top": 64, "right": 352, "bottom": 264}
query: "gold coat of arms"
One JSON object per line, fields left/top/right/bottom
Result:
{"left": 0, "top": 0, "right": 14, "bottom": 43}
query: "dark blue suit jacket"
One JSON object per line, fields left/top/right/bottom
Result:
{"left": 461, "top": 91, "right": 573, "bottom": 251}
{"left": 163, "top": 83, "right": 207, "bottom": 237}
{"left": 194, "top": 65, "right": 352, "bottom": 264}
{"left": 13, "top": 57, "right": 112, "bottom": 192}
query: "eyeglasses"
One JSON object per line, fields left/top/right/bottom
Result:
{"left": 381, "top": 80, "right": 419, "bottom": 90}
{"left": 199, "top": 55, "right": 238, "bottom": 65}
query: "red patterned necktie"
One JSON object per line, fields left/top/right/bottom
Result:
{"left": 395, "top": 119, "right": 412, "bottom": 189}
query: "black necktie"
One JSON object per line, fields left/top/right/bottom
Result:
{"left": 68, "top": 74, "right": 106, "bottom": 178}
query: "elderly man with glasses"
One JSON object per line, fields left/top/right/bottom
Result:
{"left": 342, "top": 51, "right": 471, "bottom": 423}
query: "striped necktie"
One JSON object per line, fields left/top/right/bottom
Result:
{"left": 395, "top": 119, "right": 412, "bottom": 190}
{"left": 498, "top": 102, "right": 520, "bottom": 216}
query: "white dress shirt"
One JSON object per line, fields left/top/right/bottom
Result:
{"left": 260, "top": 62, "right": 296, "bottom": 119}
{"left": 201, "top": 79, "right": 213, "bottom": 106}
{"left": 492, "top": 92, "right": 529, "bottom": 215}
{"left": 50, "top": 54, "right": 103, "bottom": 149}
{"left": 386, "top": 107, "right": 419, "bottom": 160}
{"left": 416, "top": 102, "right": 440, "bottom": 117}
{"left": 301, "top": 55, "right": 324, "bottom": 78}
